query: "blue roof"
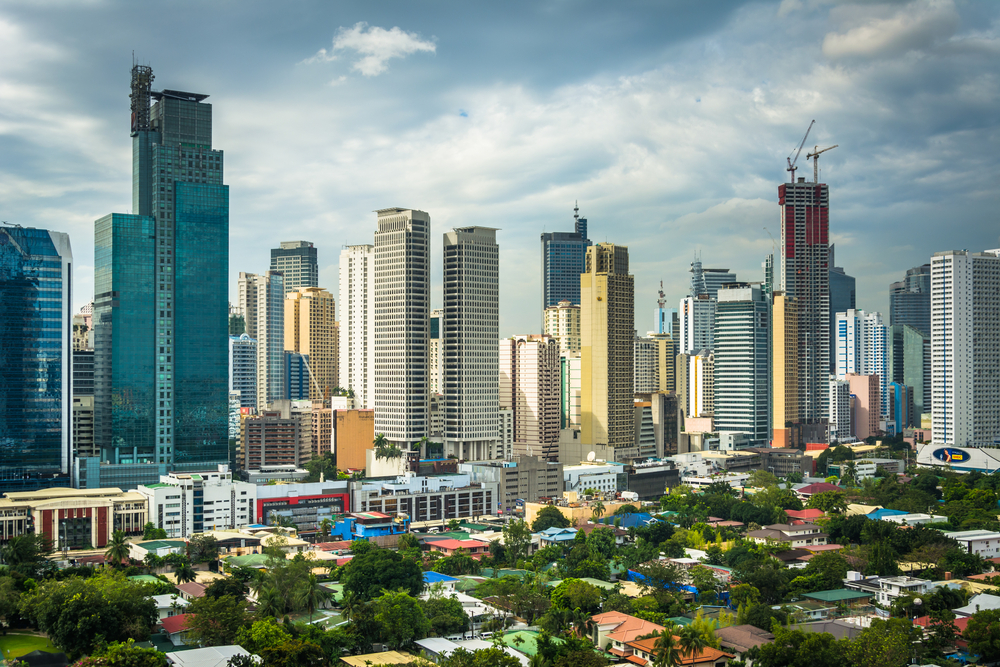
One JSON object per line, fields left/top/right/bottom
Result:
{"left": 600, "top": 513, "right": 659, "bottom": 529}
{"left": 867, "top": 508, "right": 909, "bottom": 520}
{"left": 424, "top": 571, "right": 460, "bottom": 584}
{"left": 539, "top": 527, "right": 576, "bottom": 536}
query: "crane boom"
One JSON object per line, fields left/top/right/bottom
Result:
{"left": 786, "top": 120, "right": 815, "bottom": 182}
{"left": 806, "top": 144, "right": 838, "bottom": 182}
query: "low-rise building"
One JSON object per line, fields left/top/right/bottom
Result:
{"left": 747, "top": 523, "right": 828, "bottom": 548}
{"left": 137, "top": 468, "right": 256, "bottom": 539}
{"left": 843, "top": 574, "right": 934, "bottom": 606}
{"left": 255, "top": 479, "right": 350, "bottom": 537}
{"left": 942, "top": 530, "right": 1000, "bottom": 558}
{"left": 563, "top": 462, "right": 623, "bottom": 495}
{"left": 129, "top": 540, "right": 187, "bottom": 561}
{"left": 458, "top": 456, "right": 565, "bottom": 510}
{"left": 153, "top": 593, "right": 189, "bottom": 621}
{"left": 625, "top": 459, "right": 681, "bottom": 499}
{"left": 0, "top": 487, "right": 147, "bottom": 550}
{"left": 351, "top": 472, "right": 498, "bottom": 524}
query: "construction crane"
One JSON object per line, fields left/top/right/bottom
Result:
{"left": 806, "top": 144, "right": 838, "bottom": 183}
{"left": 786, "top": 120, "right": 815, "bottom": 182}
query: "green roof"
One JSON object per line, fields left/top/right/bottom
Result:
{"left": 226, "top": 553, "right": 272, "bottom": 568}
{"left": 320, "top": 582, "right": 345, "bottom": 602}
{"left": 129, "top": 575, "right": 162, "bottom": 584}
{"left": 138, "top": 540, "right": 186, "bottom": 551}
{"left": 802, "top": 589, "right": 874, "bottom": 602}
{"left": 458, "top": 521, "right": 492, "bottom": 531}
{"left": 143, "top": 483, "right": 174, "bottom": 489}
{"left": 420, "top": 531, "right": 470, "bottom": 541}
{"left": 479, "top": 568, "right": 531, "bottom": 579}
{"left": 502, "top": 630, "right": 562, "bottom": 657}
{"left": 667, "top": 616, "right": 693, "bottom": 626}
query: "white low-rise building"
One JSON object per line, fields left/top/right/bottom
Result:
{"left": 563, "top": 462, "right": 622, "bottom": 495}
{"left": 875, "top": 576, "right": 934, "bottom": 606}
{"left": 881, "top": 513, "right": 938, "bottom": 526}
{"left": 137, "top": 467, "right": 256, "bottom": 539}
{"left": 152, "top": 593, "right": 189, "bottom": 621}
{"left": 942, "top": 530, "right": 1000, "bottom": 558}
{"left": 682, "top": 472, "right": 751, "bottom": 489}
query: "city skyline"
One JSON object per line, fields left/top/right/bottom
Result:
{"left": 2, "top": 1, "right": 998, "bottom": 338}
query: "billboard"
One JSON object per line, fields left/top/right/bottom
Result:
{"left": 917, "top": 444, "right": 1000, "bottom": 472}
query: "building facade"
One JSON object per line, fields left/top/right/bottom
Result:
{"left": 581, "top": 243, "right": 635, "bottom": 456}
{"left": 430, "top": 308, "right": 443, "bottom": 395}
{"left": 829, "top": 245, "right": 856, "bottom": 374}
{"left": 0, "top": 488, "right": 147, "bottom": 549}
{"left": 499, "top": 335, "right": 561, "bottom": 461}
{"left": 829, "top": 378, "right": 852, "bottom": 442}
{"left": 238, "top": 271, "right": 285, "bottom": 411}
{"left": 679, "top": 295, "right": 716, "bottom": 354}
{"left": 137, "top": 469, "right": 256, "bottom": 538}
{"left": 835, "top": 309, "right": 888, "bottom": 418}
{"left": 0, "top": 226, "right": 73, "bottom": 491}
{"left": 284, "top": 286, "right": 337, "bottom": 401}
{"left": 229, "top": 334, "right": 257, "bottom": 410}
{"left": 890, "top": 263, "right": 931, "bottom": 337}
{"left": 333, "top": 409, "right": 375, "bottom": 470}
{"left": 374, "top": 208, "right": 430, "bottom": 448}
{"left": 458, "top": 456, "right": 564, "bottom": 508}
{"left": 772, "top": 293, "right": 800, "bottom": 448}
{"left": 540, "top": 206, "right": 590, "bottom": 311}
{"left": 442, "top": 227, "right": 500, "bottom": 460}
{"left": 931, "top": 249, "right": 1000, "bottom": 447}
{"left": 846, "top": 374, "right": 880, "bottom": 440}
{"left": 338, "top": 244, "right": 375, "bottom": 409}
{"left": 351, "top": 473, "right": 497, "bottom": 522}
{"left": 94, "top": 66, "right": 229, "bottom": 484}
{"left": 779, "top": 179, "right": 830, "bottom": 428}
{"left": 713, "top": 284, "right": 770, "bottom": 446}
{"left": 270, "top": 241, "right": 318, "bottom": 294}
{"left": 888, "top": 323, "right": 929, "bottom": 424}
{"left": 634, "top": 337, "right": 659, "bottom": 394}
{"left": 544, "top": 300, "right": 582, "bottom": 355}
{"left": 560, "top": 354, "right": 582, "bottom": 429}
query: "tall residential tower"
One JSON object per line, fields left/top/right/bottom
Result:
{"left": 338, "top": 244, "right": 375, "bottom": 408}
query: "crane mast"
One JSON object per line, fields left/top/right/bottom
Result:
{"left": 786, "top": 120, "right": 814, "bottom": 182}
{"left": 806, "top": 144, "right": 838, "bottom": 183}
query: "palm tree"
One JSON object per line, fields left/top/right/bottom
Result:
{"left": 318, "top": 518, "right": 332, "bottom": 540}
{"left": 256, "top": 585, "right": 284, "bottom": 618}
{"left": 373, "top": 433, "right": 403, "bottom": 461}
{"left": 339, "top": 590, "right": 361, "bottom": 621}
{"left": 653, "top": 628, "right": 682, "bottom": 667}
{"left": 174, "top": 560, "right": 197, "bottom": 584}
{"left": 296, "top": 573, "right": 334, "bottom": 622}
{"left": 677, "top": 624, "right": 708, "bottom": 662}
{"left": 591, "top": 501, "right": 606, "bottom": 522}
{"left": 570, "top": 608, "right": 594, "bottom": 638}
{"left": 104, "top": 530, "right": 130, "bottom": 567}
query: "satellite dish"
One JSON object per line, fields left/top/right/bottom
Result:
{"left": 587, "top": 451, "right": 596, "bottom": 462}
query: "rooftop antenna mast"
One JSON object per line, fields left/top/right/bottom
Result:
{"left": 786, "top": 120, "right": 814, "bottom": 182}
{"left": 573, "top": 200, "right": 579, "bottom": 222}
{"left": 657, "top": 281, "right": 666, "bottom": 309}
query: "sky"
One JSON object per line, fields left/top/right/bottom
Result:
{"left": 1, "top": 0, "right": 998, "bottom": 337}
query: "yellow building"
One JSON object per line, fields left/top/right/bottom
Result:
{"left": 544, "top": 300, "right": 582, "bottom": 355}
{"left": 651, "top": 333, "right": 678, "bottom": 393}
{"left": 581, "top": 243, "right": 635, "bottom": 452}
{"left": 285, "top": 287, "right": 337, "bottom": 400}
{"left": 772, "top": 292, "right": 800, "bottom": 448}
{"left": 333, "top": 409, "right": 376, "bottom": 470}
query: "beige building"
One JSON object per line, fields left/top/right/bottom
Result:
{"left": 650, "top": 333, "right": 678, "bottom": 393}
{"left": 285, "top": 287, "right": 337, "bottom": 401}
{"left": 334, "top": 409, "right": 376, "bottom": 471}
{"left": 73, "top": 395, "right": 97, "bottom": 459}
{"left": 499, "top": 335, "right": 561, "bottom": 461}
{"left": 581, "top": 243, "right": 635, "bottom": 455}
{"left": 544, "top": 300, "right": 582, "bottom": 354}
{"left": 773, "top": 293, "right": 800, "bottom": 448}
{"left": 688, "top": 350, "right": 714, "bottom": 418}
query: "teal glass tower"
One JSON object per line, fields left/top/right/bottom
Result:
{"left": 0, "top": 226, "right": 74, "bottom": 491}
{"left": 92, "top": 65, "right": 229, "bottom": 483}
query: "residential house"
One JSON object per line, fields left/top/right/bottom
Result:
{"left": 942, "top": 530, "right": 1000, "bottom": 558}
{"left": 423, "top": 571, "right": 459, "bottom": 593}
{"left": 537, "top": 527, "right": 580, "bottom": 548}
{"left": 152, "top": 594, "right": 189, "bottom": 621}
{"left": 626, "top": 635, "right": 734, "bottom": 666}
{"left": 161, "top": 614, "right": 195, "bottom": 646}
{"left": 775, "top": 601, "right": 836, "bottom": 621}
{"left": 714, "top": 625, "right": 774, "bottom": 662}
{"left": 589, "top": 611, "right": 664, "bottom": 658}
{"left": 175, "top": 582, "right": 207, "bottom": 601}
{"left": 793, "top": 482, "right": 842, "bottom": 500}
{"left": 425, "top": 539, "right": 489, "bottom": 559}
{"left": 129, "top": 540, "right": 188, "bottom": 561}
{"left": 953, "top": 593, "right": 1000, "bottom": 618}
{"left": 164, "top": 646, "right": 259, "bottom": 667}
{"left": 746, "top": 524, "right": 828, "bottom": 548}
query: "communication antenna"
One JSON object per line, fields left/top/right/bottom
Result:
{"left": 587, "top": 451, "right": 596, "bottom": 462}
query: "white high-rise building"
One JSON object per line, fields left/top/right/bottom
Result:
{"left": 688, "top": 350, "right": 714, "bottom": 418}
{"left": 443, "top": 226, "right": 500, "bottom": 460}
{"left": 829, "top": 377, "right": 852, "bottom": 443}
{"left": 713, "top": 284, "right": 770, "bottom": 446}
{"left": 229, "top": 334, "right": 257, "bottom": 411}
{"left": 499, "top": 335, "right": 560, "bottom": 461}
{"left": 238, "top": 271, "right": 285, "bottom": 410}
{"left": 634, "top": 337, "right": 659, "bottom": 393}
{"left": 339, "top": 244, "right": 375, "bottom": 408}
{"left": 931, "top": 249, "right": 1000, "bottom": 447}
{"left": 835, "top": 309, "right": 889, "bottom": 417}
{"left": 374, "top": 209, "right": 430, "bottom": 447}
{"left": 430, "top": 308, "right": 444, "bottom": 395}
{"left": 679, "top": 295, "right": 716, "bottom": 354}
{"left": 543, "top": 300, "right": 582, "bottom": 355}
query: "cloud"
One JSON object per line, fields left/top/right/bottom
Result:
{"left": 823, "top": 0, "right": 959, "bottom": 60}
{"left": 305, "top": 22, "right": 435, "bottom": 76}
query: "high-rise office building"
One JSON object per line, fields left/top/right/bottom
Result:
{"left": 713, "top": 284, "right": 770, "bottom": 446}
{"left": 540, "top": 204, "right": 591, "bottom": 312}
{"left": 687, "top": 350, "right": 714, "bottom": 418}
{"left": 284, "top": 286, "right": 337, "bottom": 401}
{"left": 887, "top": 323, "right": 929, "bottom": 424}
{"left": 828, "top": 245, "right": 856, "bottom": 373}
{"left": 931, "top": 249, "right": 1000, "bottom": 447}
{"left": 499, "top": 335, "right": 561, "bottom": 461}
{"left": 581, "top": 243, "right": 635, "bottom": 456}
{"left": 91, "top": 66, "right": 230, "bottom": 481}
{"left": 0, "top": 226, "right": 73, "bottom": 491}
{"left": 238, "top": 271, "right": 285, "bottom": 410}
{"left": 543, "top": 300, "right": 582, "bottom": 355}
{"left": 634, "top": 337, "right": 659, "bottom": 394}
{"left": 689, "top": 260, "right": 737, "bottom": 299}
{"left": 890, "top": 263, "right": 931, "bottom": 337}
{"left": 443, "top": 226, "right": 500, "bottom": 460}
{"left": 429, "top": 308, "right": 444, "bottom": 395}
{"left": 772, "top": 293, "right": 800, "bottom": 447}
{"left": 835, "top": 309, "right": 888, "bottom": 418}
{"left": 73, "top": 349, "right": 96, "bottom": 460}
{"left": 271, "top": 241, "right": 318, "bottom": 294}
{"left": 374, "top": 208, "right": 430, "bottom": 448}
{"left": 650, "top": 333, "right": 678, "bottom": 394}
{"left": 828, "top": 378, "right": 852, "bottom": 443}
{"left": 229, "top": 334, "right": 257, "bottom": 410}
{"left": 889, "top": 382, "right": 914, "bottom": 433}
{"left": 559, "top": 354, "right": 582, "bottom": 430}
{"left": 284, "top": 352, "right": 310, "bottom": 401}
{"left": 679, "top": 295, "right": 715, "bottom": 353}
{"left": 779, "top": 178, "right": 830, "bottom": 431}
{"left": 338, "top": 244, "right": 375, "bottom": 409}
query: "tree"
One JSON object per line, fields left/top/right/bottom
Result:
{"left": 729, "top": 583, "right": 760, "bottom": 610}
{"left": 586, "top": 527, "right": 616, "bottom": 560}
{"left": 174, "top": 559, "right": 197, "bottom": 584}
{"left": 436, "top": 648, "right": 522, "bottom": 667}
{"left": 591, "top": 501, "right": 606, "bottom": 521}
{"left": 422, "top": 593, "right": 470, "bottom": 636}
{"left": 77, "top": 639, "right": 168, "bottom": 667}
{"left": 234, "top": 617, "right": 292, "bottom": 654}
{"left": 187, "top": 535, "right": 220, "bottom": 563}
{"left": 532, "top": 506, "right": 571, "bottom": 532}
{"left": 204, "top": 577, "right": 248, "bottom": 600}
{"left": 614, "top": 504, "right": 639, "bottom": 516}
{"left": 747, "top": 469, "right": 779, "bottom": 488}
{"left": 143, "top": 522, "right": 168, "bottom": 541}
{"left": 342, "top": 547, "right": 424, "bottom": 601}
{"left": 965, "top": 608, "right": 1000, "bottom": 663}
{"left": 652, "top": 627, "right": 681, "bottom": 667}
{"left": 2, "top": 534, "right": 53, "bottom": 578}
{"left": 296, "top": 573, "right": 334, "bottom": 622}
{"left": 374, "top": 433, "right": 404, "bottom": 461}
{"left": 807, "top": 491, "right": 847, "bottom": 514}
{"left": 503, "top": 520, "right": 532, "bottom": 566}
{"left": 842, "top": 618, "right": 915, "bottom": 667}
{"left": 183, "top": 595, "right": 252, "bottom": 647}
{"left": 677, "top": 624, "right": 708, "bottom": 661}
{"left": 551, "top": 579, "right": 602, "bottom": 613}
{"left": 370, "top": 589, "right": 430, "bottom": 649}
{"left": 750, "top": 624, "right": 844, "bottom": 667}
{"left": 19, "top": 570, "right": 157, "bottom": 659}
{"left": 258, "top": 639, "right": 329, "bottom": 667}
{"left": 304, "top": 452, "right": 338, "bottom": 483}
{"left": 0, "top": 577, "right": 21, "bottom": 635}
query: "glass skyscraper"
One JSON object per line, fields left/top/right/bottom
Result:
{"left": 890, "top": 263, "right": 931, "bottom": 338}
{"left": 828, "top": 245, "right": 856, "bottom": 374}
{"left": 91, "top": 66, "right": 229, "bottom": 484}
{"left": 540, "top": 205, "right": 590, "bottom": 312}
{"left": 0, "top": 226, "right": 74, "bottom": 491}
{"left": 270, "top": 241, "right": 318, "bottom": 293}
